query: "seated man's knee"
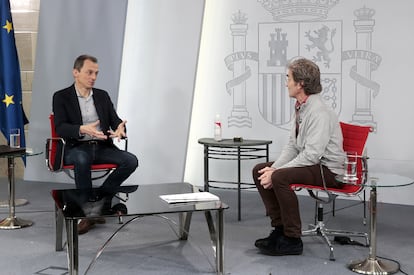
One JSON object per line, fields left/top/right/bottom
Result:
{"left": 253, "top": 162, "right": 270, "bottom": 175}
{"left": 252, "top": 163, "right": 262, "bottom": 179}
{"left": 130, "top": 154, "right": 139, "bottom": 170}
{"left": 271, "top": 169, "right": 290, "bottom": 186}
{"left": 252, "top": 162, "right": 272, "bottom": 186}
{"left": 123, "top": 152, "right": 139, "bottom": 171}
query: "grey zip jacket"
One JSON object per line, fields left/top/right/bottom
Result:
{"left": 271, "top": 94, "right": 346, "bottom": 175}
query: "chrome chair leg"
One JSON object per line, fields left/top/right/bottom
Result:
{"left": 302, "top": 221, "right": 335, "bottom": 261}
{"left": 302, "top": 203, "right": 369, "bottom": 261}
{"left": 55, "top": 205, "right": 65, "bottom": 251}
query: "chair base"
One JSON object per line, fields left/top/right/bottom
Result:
{"left": 302, "top": 221, "right": 369, "bottom": 261}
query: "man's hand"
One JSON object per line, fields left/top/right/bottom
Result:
{"left": 258, "top": 166, "right": 276, "bottom": 189}
{"left": 107, "top": 120, "right": 127, "bottom": 141}
{"left": 80, "top": 120, "right": 107, "bottom": 139}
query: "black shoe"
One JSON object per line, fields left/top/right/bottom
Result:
{"left": 258, "top": 235, "right": 303, "bottom": 256}
{"left": 255, "top": 226, "right": 283, "bottom": 249}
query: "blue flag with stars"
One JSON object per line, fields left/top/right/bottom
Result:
{"left": 0, "top": 0, "right": 27, "bottom": 149}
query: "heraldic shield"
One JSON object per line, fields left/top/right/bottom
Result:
{"left": 257, "top": 21, "right": 342, "bottom": 129}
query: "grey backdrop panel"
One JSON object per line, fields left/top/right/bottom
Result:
{"left": 25, "top": 0, "right": 128, "bottom": 183}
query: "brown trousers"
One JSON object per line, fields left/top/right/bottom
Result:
{"left": 252, "top": 162, "right": 341, "bottom": 238}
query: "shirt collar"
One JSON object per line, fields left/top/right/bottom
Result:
{"left": 295, "top": 95, "right": 309, "bottom": 110}
{"left": 75, "top": 85, "right": 93, "bottom": 99}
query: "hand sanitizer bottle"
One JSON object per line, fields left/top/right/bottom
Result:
{"left": 214, "top": 114, "right": 222, "bottom": 141}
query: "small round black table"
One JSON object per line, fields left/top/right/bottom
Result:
{"left": 198, "top": 138, "right": 272, "bottom": 220}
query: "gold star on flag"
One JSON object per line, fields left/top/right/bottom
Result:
{"left": 2, "top": 19, "right": 13, "bottom": 33}
{"left": 2, "top": 94, "right": 14, "bottom": 107}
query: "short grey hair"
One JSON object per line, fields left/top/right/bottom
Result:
{"left": 288, "top": 58, "right": 322, "bottom": 95}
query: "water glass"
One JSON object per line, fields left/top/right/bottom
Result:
{"left": 9, "top": 128, "right": 21, "bottom": 148}
{"left": 344, "top": 151, "right": 357, "bottom": 180}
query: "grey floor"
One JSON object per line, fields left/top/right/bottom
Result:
{"left": 0, "top": 178, "right": 413, "bottom": 275}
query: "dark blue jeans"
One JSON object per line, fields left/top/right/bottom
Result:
{"left": 64, "top": 142, "right": 138, "bottom": 190}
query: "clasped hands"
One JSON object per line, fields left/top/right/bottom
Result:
{"left": 258, "top": 166, "right": 276, "bottom": 189}
{"left": 80, "top": 120, "right": 127, "bottom": 141}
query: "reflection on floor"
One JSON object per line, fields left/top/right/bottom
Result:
{"left": 0, "top": 179, "right": 413, "bottom": 275}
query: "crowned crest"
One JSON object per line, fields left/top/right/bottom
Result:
{"left": 257, "top": 0, "right": 339, "bottom": 22}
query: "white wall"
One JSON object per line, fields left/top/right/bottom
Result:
{"left": 184, "top": 0, "right": 414, "bottom": 205}
{"left": 116, "top": 0, "right": 205, "bottom": 186}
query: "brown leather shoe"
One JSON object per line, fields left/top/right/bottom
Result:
{"left": 77, "top": 219, "right": 95, "bottom": 235}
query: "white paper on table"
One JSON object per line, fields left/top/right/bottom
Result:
{"left": 160, "top": 192, "right": 219, "bottom": 204}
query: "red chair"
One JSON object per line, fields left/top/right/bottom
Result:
{"left": 290, "top": 122, "right": 372, "bottom": 261}
{"left": 45, "top": 113, "right": 123, "bottom": 180}
{"left": 46, "top": 113, "right": 130, "bottom": 234}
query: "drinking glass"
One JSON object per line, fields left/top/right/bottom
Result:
{"left": 344, "top": 151, "right": 358, "bottom": 180}
{"left": 9, "top": 128, "right": 20, "bottom": 148}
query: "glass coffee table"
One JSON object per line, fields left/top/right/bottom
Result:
{"left": 52, "top": 182, "right": 228, "bottom": 275}
{"left": 338, "top": 173, "right": 414, "bottom": 275}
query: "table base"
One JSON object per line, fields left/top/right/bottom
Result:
{"left": 348, "top": 257, "right": 399, "bottom": 275}
{"left": 0, "top": 217, "right": 33, "bottom": 229}
{"left": 0, "top": 198, "right": 28, "bottom": 207}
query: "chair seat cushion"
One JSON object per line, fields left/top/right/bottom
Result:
{"left": 290, "top": 183, "right": 362, "bottom": 196}
{"left": 62, "top": 163, "right": 118, "bottom": 170}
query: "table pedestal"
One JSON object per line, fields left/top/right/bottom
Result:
{"left": 0, "top": 217, "right": 32, "bottom": 229}
{"left": 348, "top": 258, "right": 399, "bottom": 275}
{"left": 348, "top": 183, "right": 398, "bottom": 275}
{"left": 0, "top": 156, "right": 33, "bottom": 229}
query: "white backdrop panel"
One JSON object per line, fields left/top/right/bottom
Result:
{"left": 117, "top": 0, "right": 205, "bottom": 186}
{"left": 184, "top": 0, "right": 414, "bottom": 205}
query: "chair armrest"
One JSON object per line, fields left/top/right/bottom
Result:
{"left": 45, "top": 137, "right": 66, "bottom": 172}
{"left": 313, "top": 154, "right": 369, "bottom": 202}
{"left": 360, "top": 155, "right": 369, "bottom": 185}
{"left": 122, "top": 137, "right": 128, "bottom": 151}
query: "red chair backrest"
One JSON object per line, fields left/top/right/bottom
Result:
{"left": 340, "top": 122, "right": 371, "bottom": 156}
{"left": 48, "top": 113, "right": 117, "bottom": 172}
{"left": 290, "top": 122, "right": 372, "bottom": 195}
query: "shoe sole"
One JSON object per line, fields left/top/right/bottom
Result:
{"left": 259, "top": 248, "right": 303, "bottom": 256}
{"left": 255, "top": 241, "right": 275, "bottom": 249}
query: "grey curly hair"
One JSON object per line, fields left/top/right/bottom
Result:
{"left": 288, "top": 58, "right": 322, "bottom": 95}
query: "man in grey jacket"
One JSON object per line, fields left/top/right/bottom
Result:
{"left": 252, "top": 58, "right": 346, "bottom": 256}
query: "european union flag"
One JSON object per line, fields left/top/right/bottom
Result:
{"left": 0, "top": 0, "right": 27, "bottom": 149}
